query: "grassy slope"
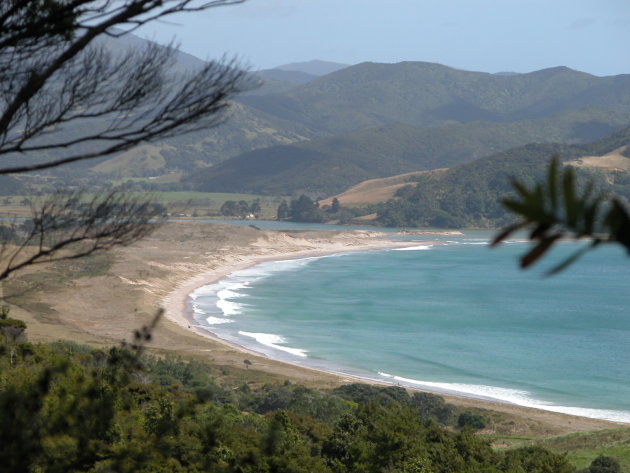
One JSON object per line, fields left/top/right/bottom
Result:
{"left": 318, "top": 170, "right": 443, "bottom": 207}
{"left": 487, "top": 428, "right": 630, "bottom": 471}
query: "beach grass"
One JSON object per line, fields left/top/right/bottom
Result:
{"left": 486, "top": 427, "right": 630, "bottom": 470}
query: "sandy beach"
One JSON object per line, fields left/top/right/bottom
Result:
{"left": 5, "top": 221, "right": 623, "bottom": 436}
{"left": 162, "top": 240, "right": 425, "bottom": 352}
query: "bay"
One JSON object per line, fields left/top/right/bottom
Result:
{"left": 190, "top": 231, "right": 630, "bottom": 422}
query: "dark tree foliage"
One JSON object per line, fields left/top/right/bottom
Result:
{"left": 457, "top": 411, "right": 487, "bottom": 430}
{"left": 588, "top": 455, "right": 621, "bottom": 473}
{"left": 330, "top": 197, "right": 340, "bottom": 213}
{"left": 220, "top": 199, "right": 259, "bottom": 218}
{"left": 0, "top": 326, "right": 581, "bottom": 473}
{"left": 493, "top": 157, "right": 630, "bottom": 273}
{"left": 288, "top": 194, "right": 326, "bottom": 223}
{"left": 277, "top": 200, "right": 290, "bottom": 220}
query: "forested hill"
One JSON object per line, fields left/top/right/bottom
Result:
{"left": 190, "top": 109, "right": 629, "bottom": 196}
{"left": 191, "top": 62, "right": 630, "bottom": 197}
{"left": 238, "top": 62, "right": 630, "bottom": 134}
{"left": 21, "top": 36, "right": 630, "bottom": 195}
{"left": 376, "top": 125, "right": 630, "bottom": 228}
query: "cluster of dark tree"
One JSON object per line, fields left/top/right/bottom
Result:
{"left": 277, "top": 196, "right": 366, "bottom": 224}
{"left": 220, "top": 199, "right": 261, "bottom": 218}
{"left": 377, "top": 158, "right": 630, "bottom": 231}
{"left": 0, "top": 320, "right": 599, "bottom": 473}
{"left": 277, "top": 195, "right": 326, "bottom": 222}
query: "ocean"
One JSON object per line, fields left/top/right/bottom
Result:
{"left": 189, "top": 229, "right": 630, "bottom": 423}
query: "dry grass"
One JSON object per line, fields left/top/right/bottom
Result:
{"left": 565, "top": 146, "right": 630, "bottom": 171}
{"left": 320, "top": 169, "right": 447, "bottom": 206}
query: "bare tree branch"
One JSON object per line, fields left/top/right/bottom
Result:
{"left": 0, "top": 190, "right": 164, "bottom": 282}
{"left": 0, "top": 1, "right": 251, "bottom": 311}
{"left": 0, "top": 0, "right": 254, "bottom": 176}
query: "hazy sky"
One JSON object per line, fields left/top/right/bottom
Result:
{"left": 139, "top": 0, "right": 630, "bottom": 76}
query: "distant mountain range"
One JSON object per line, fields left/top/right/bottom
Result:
{"left": 16, "top": 31, "right": 630, "bottom": 211}
{"left": 275, "top": 60, "right": 350, "bottom": 76}
{"left": 189, "top": 61, "right": 630, "bottom": 196}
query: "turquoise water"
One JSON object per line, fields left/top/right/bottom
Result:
{"left": 190, "top": 232, "right": 630, "bottom": 422}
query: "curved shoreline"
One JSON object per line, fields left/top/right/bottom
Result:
{"left": 161, "top": 239, "right": 628, "bottom": 429}
{"left": 163, "top": 240, "right": 424, "bottom": 356}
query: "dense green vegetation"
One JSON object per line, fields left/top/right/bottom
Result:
{"left": 376, "top": 127, "right": 630, "bottom": 228}
{"left": 189, "top": 110, "right": 630, "bottom": 197}
{"left": 1, "top": 318, "right": 607, "bottom": 473}
{"left": 276, "top": 195, "right": 367, "bottom": 223}
{"left": 220, "top": 199, "right": 262, "bottom": 218}
{"left": 240, "top": 62, "right": 630, "bottom": 133}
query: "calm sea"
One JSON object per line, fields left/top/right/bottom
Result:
{"left": 190, "top": 229, "right": 630, "bottom": 423}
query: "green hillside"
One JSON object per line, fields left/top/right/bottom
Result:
{"left": 16, "top": 47, "right": 630, "bottom": 198}
{"left": 376, "top": 126, "right": 630, "bottom": 228}
{"left": 190, "top": 109, "right": 630, "bottom": 196}
{"left": 89, "top": 102, "right": 316, "bottom": 179}
{"left": 239, "top": 62, "right": 630, "bottom": 134}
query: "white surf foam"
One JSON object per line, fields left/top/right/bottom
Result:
{"left": 217, "top": 288, "right": 245, "bottom": 300}
{"left": 192, "top": 254, "right": 331, "bottom": 321}
{"left": 192, "top": 302, "right": 208, "bottom": 316}
{"left": 205, "top": 316, "right": 234, "bottom": 325}
{"left": 216, "top": 297, "right": 243, "bottom": 316}
{"left": 238, "top": 331, "right": 308, "bottom": 357}
{"left": 393, "top": 245, "right": 433, "bottom": 251}
{"left": 377, "top": 372, "right": 630, "bottom": 423}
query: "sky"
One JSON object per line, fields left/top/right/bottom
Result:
{"left": 138, "top": 0, "right": 630, "bottom": 76}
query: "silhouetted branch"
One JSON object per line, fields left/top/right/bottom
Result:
{"left": 0, "top": 0, "right": 253, "bottom": 176}
{"left": 0, "top": 190, "right": 164, "bottom": 282}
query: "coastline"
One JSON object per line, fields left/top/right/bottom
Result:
{"left": 163, "top": 241, "right": 423, "bottom": 354}
{"left": 161, "top": 233, "right": 628, "bottom": 430}
{"left": 19, "top": 221, "right": 623, "bottom": 435}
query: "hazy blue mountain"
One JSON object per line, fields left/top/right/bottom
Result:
{"left": 0, "top": 176, "right": 23, "bottom": 196}
{"left": 275, "top": 60, "right": 351, "bottom": 75}
{"left": 256, "top": 69, "right": 318, "bottom": 84}
{"left": 96, "top": 29, "right": 208, "bottom": 72}
{"left": 20, "top": 33, "right": 630, "bottom": 196}
{"left": 10, "top": 32, "right": 319, "bottom": 179}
